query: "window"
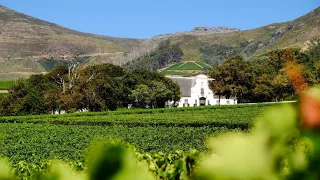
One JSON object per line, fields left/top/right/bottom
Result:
{"left": 208, "top": 100, "right": 210, "bottom": 105}
{"left": 227, "top": 100, "right": 230, "bottom": 105}
{"left": 201, "top": 88, "right": 204, "bottom": 96}
{"left": 201, "top": 82, "right": 204, "bottom": 87}
{"left": 184, "top": 99, "right": 188, "bottom": 103}
{"left": 195, "top": 99, "right": 197, "bottom": 105}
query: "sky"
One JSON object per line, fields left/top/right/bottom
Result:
{"left": 1, "top": 0, "right": 320, "bottom": 39}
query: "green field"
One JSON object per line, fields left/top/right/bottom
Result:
{"left": 195, "top": 61, "right": 212, "bottom": 69}
{"left": 0, "top": 104, "right": 274, "bottom": 165}
{"left": 160, "top": 70, "right": 192, "bottom": 76}
{"left": 161, "top": 61, "right": 212, "bottom": 76}
{"left": 0, "top": 80, "right": 15, "bottom": 90}
{"left": 170, "top": 62, "right": 203, "bottom": 70}
{"left": 164, "top": 62, "right": 184, "bottom": 70}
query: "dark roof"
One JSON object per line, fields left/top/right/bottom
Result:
{"left": 169, "top": 77, "right": 195, "bottom": 97}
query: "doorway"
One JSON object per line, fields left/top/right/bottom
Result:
{"left": 199, "top": 97, "right": 206, "bottom": 106}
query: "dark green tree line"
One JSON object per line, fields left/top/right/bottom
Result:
{"left": 0, "top": 63, "right": 181, "bottom": 116}
{"left": 208, "top": 44, "right": 320, "bottom": 103}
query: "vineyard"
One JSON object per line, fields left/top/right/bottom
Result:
{"left": 0, "top": 104, "right": 269, "bottom": 127}
{"left": 0, "top": 81, "right": 14, "bottom": 90}
{"left": 2, "top": 100, "right": 320, "bottom": 179}
{"left": 0, "top": 104, "right": 275, "bottom": 179}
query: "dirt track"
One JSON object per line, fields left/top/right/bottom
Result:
{"left": 0, "top": 90, "right": 8, "bottom": 93}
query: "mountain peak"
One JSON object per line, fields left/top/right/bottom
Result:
{"left": 152, "top": 26, "right": 240, "bottom": 39}
{"left": 190, "top": 26, "right": 240, "bottom": 33}
{"left": 0, "top": 5, "right": 12, "bottom": 13}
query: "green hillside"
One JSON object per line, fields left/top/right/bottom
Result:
{"left": 0, "top": 81, "right": 13, "bottom": 98}
{"left": 0, "top": 81, "right": 14, "bottom": 99}
{"left": 160, "top": 61, "right": 212, "bottom": 76}
{"left": 0, "top": 81, "right": 15, "bottom": 90}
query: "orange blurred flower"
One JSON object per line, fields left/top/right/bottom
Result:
{"left": 300, "top": 95, "right": 320, "bottom": 128}
{"left": 284, "top": 61, "right": 320, "bottom": 128}
{"left": 284, "top": 62, "right": 308, "bottom": 96}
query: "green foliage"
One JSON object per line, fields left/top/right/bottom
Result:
{"left": 208, "top": 55, "right": 255, "bottom": 103}
{"left": 164, "top": 63, "right": 184, "bottom": 70}
{"left": 0, "top": 143, "right": 199, "bottom": 180}
{"left": 199, "top": 44, "right": 247, "bottom": 66}
{"left": 0, "top": 104, "right": 272, "bottom": 128}
{"left": 0, "top": 63, "right": 181, "bottom": 115}
{"left": 166, "top": 62, "right": 203, "bottom": 71}
{"left": 194, "top": 61, "right": 212, "bottom": 69}
{"left": 1, "top": 92, "right": 320, "bottom": 179}
{"left": 196, "top": 104, "right": 299, "bottom": 179}
{"left": 0, "top": 93, "right": 8, "bottom": 99}
{"left": 160, "top": 61, "right": 211, "bottom": 77}
{"left": 124, "top": 40, "right": 183, "bottom": 71}
{"left": 0, "top": 104, "right": 271, "bottom": 179}
{"left": 208, "top": 46, "right": 320, "bottom": 103}
{"left": 159, "top": 70, "right": 192, "bottom": 77}
{"left": 0, "top": 81, "right": 15, "bottom": 90}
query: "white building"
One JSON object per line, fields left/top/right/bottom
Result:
{"left": 167, "top": 74, "right": 237, "bottom": 107}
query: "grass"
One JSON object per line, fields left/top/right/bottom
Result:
{"left": 164, "top": 62, "right": 184, "bottom": 70}
{"left": 173, "top": 62, "right": 203, "bottom": 70}
{"left": 163, "top": 61, "right": 206, "bottom": 71}
{"left": 0, "top": 80, "right": 15, "bottom": 90}
{"left": 160, "top": 70, "right": 192, "bottom": 76}
{"left": 160, "top": 61, "right": 213, "bottom": 76}
{"left": 195, "top": 61, "right": 212, "bottom": 69}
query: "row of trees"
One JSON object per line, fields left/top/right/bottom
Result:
{"left": 0, "top": 63, "right": 181, "bottom": 116}
{"left": 208, "top": 43, "right": 320, "bottom": 103}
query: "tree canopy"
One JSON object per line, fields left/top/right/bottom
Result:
{"left": 208, "top": 45, "right": 320, "bottom": 103}
{"left": 0, "top": 63, "right": 181, "bottom": 116}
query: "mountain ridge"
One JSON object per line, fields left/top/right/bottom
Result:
{"left": 0, "top": 5, "right": 320, "bottom": 80}
{"left": 152, "top": 26, "right": 241, "bottom": 39}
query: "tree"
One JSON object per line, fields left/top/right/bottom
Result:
{"left": 271, "top": 69, "right": 294, "bottom": 101}
{"left": 130, "top": 84, "right": 152, "bottom": 108}
{"left": 46, "top": 65, "right": 68, "bottom": 93}
{"left": 208, "top": 56, "right": 255, "bottom": 103}
{"left": 0, "top": 62, "right": 181, "bottom": 115}
{"left": 207, "top": 69, "right": 227, "bottom": 105}
{"left": 149, "top": 81, "right": 172, "bottom": 108}
{"left": 252, "top": 74, "right": 274, "bottom": 102}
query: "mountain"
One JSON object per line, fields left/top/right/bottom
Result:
{"left": 152, "top": 26, "right": 240, "bottom": 39}
{"left": 124, "top": 6, "right": 320, "bottom": 72}
{"left": 0, "top": 5, "right": 159, "bottom": 80}
{"left": 0, "top": 5, "right": 319, "bottom": 80}
{"left": 158, "top": 6, "right": 320, "bottom": 66}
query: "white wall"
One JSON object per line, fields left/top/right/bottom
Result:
{"left": 173, "top": 74, "right": 237, "bottom": 107}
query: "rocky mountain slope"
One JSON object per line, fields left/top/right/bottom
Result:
{"left": 0, "top": 5, "right": 159, "bottom": 79}
{"left": 158, "top": 6, "right": 320, "bottom": 66}
{"left": 0, "top": 5, "right": 319, "bottom": 80}
{"left": 152, "top": 26, "right": 240, "bottom": 39}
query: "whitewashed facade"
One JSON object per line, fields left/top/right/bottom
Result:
{"left": 167, "top": 74, "right": 237, "bottom": 107}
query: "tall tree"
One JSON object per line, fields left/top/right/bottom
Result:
{"left": 208, "top": 56, "right": 255, "bottom": 103}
